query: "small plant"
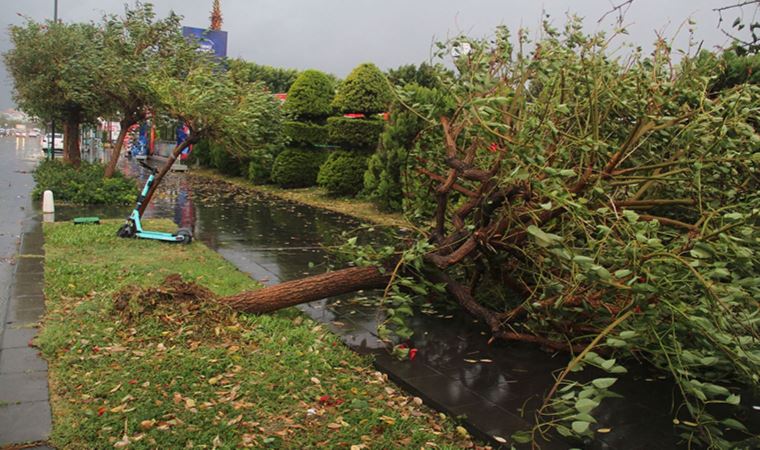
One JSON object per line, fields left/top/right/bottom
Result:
{"left": 32, "top": 160, "right": 136, "bottom": 205}
{"left": 271, "top": 148, "right": 326, "bottom": 188}
{"left": 317, "top": 150, "right": 369, "bottom": 196}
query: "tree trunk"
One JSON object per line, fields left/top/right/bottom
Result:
{"left": 62, "top": 118, "right": 81, "bottom": 167}
{"left": 137, "top": 137, "right": 194, "bottom": 217}
{"left": 219, "top": 266, "right": 390, "bottom": 313}
{"left": 104, "top": 121, "right": 132, "bottom": 178}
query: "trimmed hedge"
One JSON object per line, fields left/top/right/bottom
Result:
{"left": 284, "top": 69, "right": 335, "bottom": 120}
{"left": 283, "top": 121, "right": 329, "bottom": 147}
{"left": 271, "top": 148, "right": 326, "bottom": 188}
{"left": 317, "top": 150, "right": 369, "bottom": 197}
{"left": 32, "top": 160, "right": 136, "bottom": 205}
{"left": 327, "top": 116, "right": 385, "bottom": 150}
{"left": 332, "top": 63, "right": 392, "bottom": 114}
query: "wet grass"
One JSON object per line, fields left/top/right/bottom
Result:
{"left": 39, "top": 220, "right": 479, "bottom": 449}
{"left": 190, "top": 169, "right": 412, "bottom": 229}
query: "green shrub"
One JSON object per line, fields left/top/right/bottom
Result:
{"left": 186, "top": 139, "right": 213, "bottom": 167}
{"left": 317, "top": 150, "right": 369, "bottom": 197}
{"left": 271, "top": 148, "right": 326, "bottom": 188}
{"left": 284, "top": 69, "right": 335, "bottom": 120}
{"left": 364, "top": 83, "right": 446, "bottom": 212}
{"left": 32, "top": 160, "right": 136, "bottom": 205}
{"left": 247, "top": 144, "right": 283, "bottom": 184}
{"left": 209, "top": 143, "right": 247, "bottom": 177}
{"left": 332, "top": 63, "right": 392, "bottom": 114}
{"left": 283, "top": 121, "right": 329, "bottom": 146}
{"left": 327, "top": 116, "right": 385, "bottom": 150}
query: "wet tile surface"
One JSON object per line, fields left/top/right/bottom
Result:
{"left": 1, "top": 326, "right": 39, "bottom": 349}
{"left": 0, "top": 400, "right": 52, "bottom": 445}
{"left": 0, "top": 371, "right": 49, "bottom": 403}
{"left": 0, "top": 347, "right": 48, "bottom": 374}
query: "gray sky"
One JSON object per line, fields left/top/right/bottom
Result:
{"left": 0, "top": 0, "right": 749, "bottom": 110}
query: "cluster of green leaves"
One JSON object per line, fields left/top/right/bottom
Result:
{"left": 32, "top": 160, "right": 136, "bottom": 205}
{"left": 332, "top": 63, "right": 392, "bottom": 114}
{"left": 227, "top": 58, "right": 301, "bottom": 93}
{"left": 284, "top": 69, "right": 336, "bottom": 121}
{"left": 283, "top": 121, "right": 329, "bottom": 147}
{"left": 271, "top": 148, "right": 327, "bottom": 188}
{"left": 327, "top": 116, "right": 385, "bottom": 150}
{"left": 363, "top": 83, "right": 450, "bottom": 212}
{"left": 350, "top": 18, "right": 760, "bottom": 449}
{"left": 4, "top": 20, "right": 110, "bottom": 127}
{"left": 316, "top": 151, "right": 369, "bottom": 196}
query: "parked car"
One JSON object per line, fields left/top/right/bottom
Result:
{"left": 42, "top": 133, "right": 64, "bottom": 152}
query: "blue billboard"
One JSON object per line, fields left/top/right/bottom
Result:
{"left": 182, "top": 26, "right": 228, "bottom": 58}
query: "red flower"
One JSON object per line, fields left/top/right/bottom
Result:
{"left": 409, "top": 348, "right": 418, "bottom": 361}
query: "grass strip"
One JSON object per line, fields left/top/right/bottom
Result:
{"left": 38, "top": 220, "right": 476, "bottom": 449}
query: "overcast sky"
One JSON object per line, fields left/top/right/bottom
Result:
{"left": 0, "top": 0, "right": 751, "bottom": 110}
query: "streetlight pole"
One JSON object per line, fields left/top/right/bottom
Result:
{"left": 49, "top": 0, "right": 58, "bottom": 160}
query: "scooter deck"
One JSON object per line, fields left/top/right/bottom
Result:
{"left": 136, "top": 230, "right": 182, "bottom": 242}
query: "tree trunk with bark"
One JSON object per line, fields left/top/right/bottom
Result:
{"left": 104, "top": 120, "right": 133, "bottom": 178}
{"left": 62, "top": 118, "right": 81, "bottom": 167}
{"left": 220, "top": 266, "right": 390, "bottom": 313}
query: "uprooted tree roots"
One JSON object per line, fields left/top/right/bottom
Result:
{"left": 113, "top": 274, "right": 245, "bottom": 343}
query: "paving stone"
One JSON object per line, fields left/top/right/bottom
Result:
{"left": 10, "top": 295, "right": 46, "bottom": 312}
{"left": 0, "top": 400, "right": 51, "bottom": 445}
{"left": 1, "top": 327, "right": 38, "bottom": 349}
{"left": 0, "top": 371, "right": 49, "bottom": 403}
{"left": 11, "top": 280, "right": 44, "bottom": 297}
{"left": 19, "top": 232, "right": 44, "bottom": 255}
{"left": 0, "top": 347, "right": 48, "bottom": 373}
{"left": 14, "top": 256, "right": 44, "bottom": 274}
{"left": 6, "top": 307, "right": 44, "bottom": 324}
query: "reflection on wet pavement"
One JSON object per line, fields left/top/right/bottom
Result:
{"left": 53, "top": 155, "right": 746, "bottom": 449}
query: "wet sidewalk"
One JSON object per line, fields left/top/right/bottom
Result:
{"left": 0, "top": 138, "right": 53, "bottom": 448}
{"left": 0, "top": 217, "right": 52, "bottom": 447}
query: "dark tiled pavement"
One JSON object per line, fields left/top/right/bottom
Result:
{"left": 0, "top": 138, "right": 51, "bottom": 447}
{"left": 0, "top": 217, "right": 51, "bottom": 447}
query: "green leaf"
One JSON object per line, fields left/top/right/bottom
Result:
{"left": 575, "top": 398, "right": 599, "bottom": 414}
{"left": 726, "top": 394, "right": 741, "bottom": 405}
{"left": 571, "top": 420, "right": 590, "bottom": 434}
{"left": 592, "top": 378, "right": 618, "bottom": 389}
{"left": 511, "top": 430, "right": 532, "bottom": 443}
{"left": 721, "top": 418, "right": 747, "bottom": 432}
{"left": 526, "top": 225, "right": 562, "bottom": 247}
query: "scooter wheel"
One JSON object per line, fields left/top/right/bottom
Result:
{"left": 117, "top": 223, "right": 135, "bottom": 238}
{"left": 176, "top": 228, "right": 193, "bottom": 245}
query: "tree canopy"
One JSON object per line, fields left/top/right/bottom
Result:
{"left": 4, "top": 20, "right": 111, "bottom": 164}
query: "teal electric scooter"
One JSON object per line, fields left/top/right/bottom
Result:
{"left": 117, "top": 160, "right": 192, "bottom": 244}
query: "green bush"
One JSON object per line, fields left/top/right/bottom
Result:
{"left": 246, "top": 144, "right": 283, "bottom": 184}
{"left": 364, "top": 83, "right": 446, "bottom": 212}
{"left": 317, "top": 150, "right": 369, "bottom": 196}
{"left": 32, "top": 160, "right": 136, "bottom": 205}
{"left": 284, "top": 69, "right": 335, "bottom": 120}
{"left": 209, "top": 143, "right": 247, "bottom": 177}
{"left": 283, "top": 121, "right": 329, "bottom": 146}
{"left": 186, "top": 139, "right": 213, "bottom": 167}
{"left": 327, "top": 116, "right": 385, "bottom": 150}
{"left": 332, "top": 63, "right": 392, "bottom": 114}
{"left": 271, "top": 148, "right": 326, "bottom": 188}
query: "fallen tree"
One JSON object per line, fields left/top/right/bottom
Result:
{"left": 214, "top": 22, "right": 759, "bottom": 449}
